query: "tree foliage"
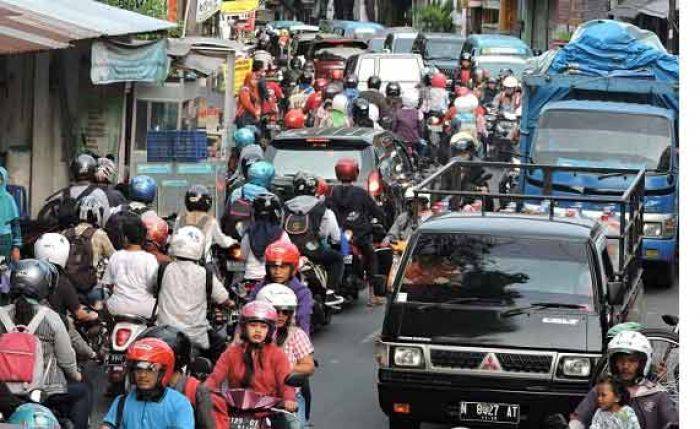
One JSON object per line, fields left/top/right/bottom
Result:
{"left": 414, "top": 1, "right": 455, "bottom": 33}
{"left": 99, "top": 0, "right": 168, "bottom": 19}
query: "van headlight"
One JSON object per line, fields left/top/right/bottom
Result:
{"left": 392, "top": 346, "right": 425, "bottom": 368}
{"left": 558, "top": 356, "right": 592, "bottom": 378}
{"left": 643, "top": 222, "right": 663, "bottom": 237}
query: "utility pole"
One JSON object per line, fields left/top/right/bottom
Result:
{"left": 668, "top": 0, "right": 677, "bottom": 54}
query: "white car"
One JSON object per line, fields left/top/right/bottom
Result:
{"left": 345, "top": 52, "right": 425, "bottom": 100}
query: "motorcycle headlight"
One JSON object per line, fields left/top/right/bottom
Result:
{"left": 643, "top": 222, "right": 663, "bottom": 237}
{"left": 558, "top": 356, "right": 592, "bottom": 378}
{"left": 392, "top": 346, "right": 424, "bottom": 368}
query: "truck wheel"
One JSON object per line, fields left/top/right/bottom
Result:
{"left": 389, "top": 417, "right": 421, "bottom": 429}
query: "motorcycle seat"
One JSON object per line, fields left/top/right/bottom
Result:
{"left": 113, "top": 314, "right": 150, "bottom": 325}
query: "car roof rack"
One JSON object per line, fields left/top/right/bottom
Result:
{"left": 414, "top": 160, "right": 645, "bottom": 284}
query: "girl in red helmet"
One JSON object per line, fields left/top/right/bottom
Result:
{"left": 101, "top": 338, "right": 194, "bottom": 429}
{"left": 205, "top": 301, "right": 298, "bottom": 428}
{"left": 424, "top": 72, "right": 450, "bottom": 115}
{"left": 248, "top": 240, "right": 313, "bottom": 335}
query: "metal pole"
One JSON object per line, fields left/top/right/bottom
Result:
{"left": 224, "top": 52, "right": 236, "bottom": 155}
{"left": 182, "top": 0, "right": 191, "bottom": 37}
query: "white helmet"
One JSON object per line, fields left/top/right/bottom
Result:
{"left": 78, "top": 195, "right": 107, "bottom": 226}
{"left": 503, "top": 76, "right": 519, "bottom": 89}
{"left": 607, "top": 330, "right": 653, "bottom": 379}
{"left": 404, "top": 186, "right": 429, "bottom": 203}
{"left": 169, "top": 226, "right": 205, "bottom": 261}
{"left": 401, "top": 91, "right": 419, "bottom": 109}
{"left": 454, "top": 94, "right": 479, "bottom": 114}
{"left": 34, "top": 233, "right": 71, "bottom": 268}
{"left": 256, "top": 283, "right": 298, "bottom": 311}
{"left": 332, "top": 94, "right": 349, "bottom": 113}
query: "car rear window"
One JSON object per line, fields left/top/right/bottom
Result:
{"left": 267, "top": 141, "right": 374, "bottom": 180}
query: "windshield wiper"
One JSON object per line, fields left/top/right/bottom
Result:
{"left": 415, "top": 297, "right": 504, "bottom": 311}
{"left": 597, "top": 171, "right": 631, "bottom": 180}
{"left": 499, "top": 302, "right": 587, "bottom": 318}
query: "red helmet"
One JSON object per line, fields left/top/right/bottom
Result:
{"left": 142, "top": 215, "right": 169, "bottom": 249}
{"left": 315, "top": 177, "right": 329, "bottom": 197}
{"left": 265, "top": 240, "right": 301, "bottom": 273}
{"left": 304, "top": 92, "right": 323, "bottom": 113}
{"left": 284, "top": 109, "right": 305, "bottom": 129}
{"left": 454, "top": 86, "right": 469, "bottom": 97}
{"left": 240, "top": 301, "right": 277, "bottom": 343}
{"left": 335, "top": 158, "right": 359, "bottom": 182}
{"left": 431, "top": 72, "right": 447, "bottom": 88}
{"left": 330, "top": 69, "right": 343, "bottom": 81}
{"left": 314, "top": 78, "right": 329, "bottom": 92}
{"left": 126, "top": 338, "right": 175, "bottom": 387}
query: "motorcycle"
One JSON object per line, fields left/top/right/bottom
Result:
{"left": 339, "top": 219, "right": 388, "bottom": 304}
{"left": 298, "top": 256, "right": 344, "bottom": 332}
{"left": 106, "top": 314, "right": 151, "bottom": 396}
{"left": 425, "top": 111, "right": 449, "bottom": 165}
{"left": 487, "top": 110, "right": 519, "bottom": 162}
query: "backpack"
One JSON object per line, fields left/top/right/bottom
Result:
{"left": 283, "top": 200, "right": 326, "bottom": 253}
{"left": 104, "top": 205, "right": 148, "bottom": 250}
{"left": 221, "top": 198, "right": 252, "bottom": 240}
{"left": 37, "top": 185, "right": 97, "bottom": 230}
{"left": 329, "top": 186, "right": 367, "bottom": 232}
{"left": 183, "top": 377, "right": 230, "bottom": 429}
{"left": 63, "top": 227, "right": 97, "bottom": 293}
{"left": 0, "top": 307, "right": 49, "bottom": 395}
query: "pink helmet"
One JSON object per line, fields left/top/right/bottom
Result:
{"left": 240, "top": 301, "right": 278, "bottom": 343}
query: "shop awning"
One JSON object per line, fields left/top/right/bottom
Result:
{"left": 0, "top": 0, "right": 175, "bottom": 55}
{"left": 167, "top": 37, "right": 253, "bottom": 76}
{"left": 611, "top": 0, "right": 675, "bottom": 20}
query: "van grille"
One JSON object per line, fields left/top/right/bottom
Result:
{"left": 497, "top": 353, "right": 552, "bottom": 373}
{"left": 430, "top": 350, "right": 485, "bottom": 369}
{"left": 429, "top": 348, "right": 554, "bottom": 374}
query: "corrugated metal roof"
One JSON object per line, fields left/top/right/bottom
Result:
{"left": 0, "top": 0, "right": 176, "bottom": 55}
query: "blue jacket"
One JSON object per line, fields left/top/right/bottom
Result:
{"left": 103, "top": 388, "right": 194, "bottom": 429}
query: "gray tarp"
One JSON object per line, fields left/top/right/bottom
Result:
{"left": 610, "top": 0, "right": 675, "bottom": 19}
{"left": 91, "top": 39, "right": 170, "bottom": 84}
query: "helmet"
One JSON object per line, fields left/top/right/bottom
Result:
{"left": 265, "top": 240, "right": 301, "bottom": 273}
{"left": 70, "top": 154, "right": 97, "bottom": 181}
{"left": 431, "top": 72, "right": 447, "bottom": 88}
{"left": 331, "top": 94, "right": 349, "bottom": 113}
{"left": 10, "top": 259, "right": 54, "bottom": 302}
{"left": 142, "top": 214, "right": 169, "bottom": 250}
{"left": 304, "top": 92, "right": 323, "bottom": 112}
{"left": 451, "top": 134, "right": 478, "bottom": 153}
{"left": 385, "top": 81, "right": 401, "bottom": 97}
{"left": 76, "top": 194, "right": 107, "bottom": 226}
{"left": 503, "top": 76, "right": 519, "bottom": 89}
{"left": 34, "top": 233, "right": 70, "bottom": 269}
{"left": 344, "top": 73, "right": 358, "bottom": 89}
{"left": 335, "top": 157, "right": 359, "bottom": 182}
{"left": 330, "top": 69, "right": 344, "bottom": 81}
{"left": 290, "top": 56, "right": 303, "bottom": 70}
{"left": 95, "top": 157, "right": 117, "bottom": 184}
{"left": 299, "top": 71, "right": 314, "bottom": 86}
{"left": 607, "top": 330, "right": 653, "bottom": 380}
{"left": 234, "top": 127, "right": 256, "bottom": 148}
{"left": 369, "top": 104, "right": 379, "bottom": 123}
{"left": 126, "top": 337, "right": 176, "bottom": 387}
{"left": 454, "top": 86, "right": 469, "bottom": 97}
{"left": 241, "top": 153, "right": 264, "bottom": 180}
{"left": 454, "top": 94, "right": 479, "bottom": 114}
{"left": 324, "top": 82, "right": 342, "bottom": 101}
{"left": 284, "top": 109, "right": 306, "bottom": 129}
{"left": 8, "top": 403, "right": 60, "bottom": 428}
{"left": 352, "top": 98, "right": 370, "bottom": 122}
{"left": 487, "top": 76, "right": 498, "bottom": 85}
{"left": 169, "top": 226, "right": 205, "bottom": 261}
{"left": 292, "top": 171, "right": 319, "bottom": 196}
{"left": 130, "top": 175, "right": 157, "bottom": 204}
{"left": 401, "top": 91, "right": 419, "bottom": 109}
{"left": 252, "top": 193, "right": 282, "bottom": 221}
{"left": 256, "top": 283, "right": 298, "bottom": 311}
{"left": 302, "top": 61, "right": 315, "bottom": 73}
{"left": 316, "top": 177, "right": 329, "bottom": 197}
{"left": 460, "top": 51, "right": 472, "bottom": 62}
{"left": 240, "top": 301, "right": 277, "bottom": 343}
{"left": 185, "top": 184, "right": 212, "bottom": 212}
{"left": 247, "top": 161, "right": 276, "bottom": 188}
{"left": 135, "top": 325, "right": 192, "bottom": 371}
{"left": 367, "top": 75, "right": 381, "bottom": 90}
{"left": 314, "top": 78, "right": 329, "bottom": 92}
{"left": 404, "top": 186, "right": 429, "bottom": 204}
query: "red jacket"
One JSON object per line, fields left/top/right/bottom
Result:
{"left": 205, "top": 343, "right": 295, "bottom": 402}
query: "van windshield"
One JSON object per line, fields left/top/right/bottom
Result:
{"left": 424, "top": 40, "right": 463, "bottom": 60}
{"left": 532, "top": 110, "right": 673, "bottom": 171}
{"left": 397, "top": 233, "right": 593, "bottom": 307}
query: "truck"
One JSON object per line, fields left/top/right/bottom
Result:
{"left": 519, "top": 20, "right": 679, "bottom": 287}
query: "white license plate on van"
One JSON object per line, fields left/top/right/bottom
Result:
{"left": 459, "top": 402, "right": 520, "bottom": 424}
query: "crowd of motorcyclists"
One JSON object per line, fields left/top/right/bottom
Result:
{"left": 0, "top": 23, "right": 678, "bottom": 429}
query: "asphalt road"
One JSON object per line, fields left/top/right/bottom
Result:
{"left": 89, "top": 280, "right": 678, "bottom": 428}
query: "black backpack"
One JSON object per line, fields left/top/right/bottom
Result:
{"left": 221, "top": 197, "right": 252, "bottom": 240}
{"left": 37, "top": 185, "right": 97, "bottom": 230}
{"left": 329, "top": 186, "right": 367, "bottom": 232}
{"left": 104, "top": 205, "right": 148, "bottom": 250}
{"left": 283, "top": 200, "right": 326, "bottom": 253}
{"left": 63, "top": 227, "right": 97, "bottom": 293}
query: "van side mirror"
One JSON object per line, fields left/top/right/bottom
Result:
{"left": 607, "top": 281, "right": 624, "bottom": 306}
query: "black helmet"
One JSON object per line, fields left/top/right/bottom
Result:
{"left": 299, "top": 70, "right": 314, "bottom": 86}
{"left": 10, "top": 259, "right": 54, "bottom": 302}
{"left": 324, "top": 82, "right": 342, "bottom": 101}
{"left": 292, "top": 171, "right": 319, "bottom": 196}
{"left": 385, "top": 81, "right": 401, "bottom": 97}
{"left": 352, "top": 98, "right": 370, "bottom": 122}
{"left": 135, "top": 325, "right": 192, "bottom": 370}
{"left": 252, "top": 193, "right": 282, "bottom": 222}
{"left": 367, "top": 75, "right": 381, "bottom": 90}
{"left": 290, "top": 57, "right": 303, "bottom": 70}
{"left": 302, "top": 61, "right": 315, "bottom": 73}
{"left": 70, "top": 154, "right": 98, "bottom": 181}
{"left": 487, "top": 76, "right": 498, "bottom": 85}
{"left": 344, "top": 73, "right": 358, "bottom": 89}
{"left": 460, "top": 51, "right": 472, "bottom": 62}
{"left": 184, "top": 184, "right": 212, "bottom": 212}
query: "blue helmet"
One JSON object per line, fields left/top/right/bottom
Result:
{"left": 130, "top": 175, "right": 157, "bottom": 204}
{"left": 233, "top": 128, "right": 256, "bottom": 148}
{"left": 9, "top": 403, "right": 61, "bottom": 428}
{"left": 247, "top": 161, "right": 276, "bottom": 188}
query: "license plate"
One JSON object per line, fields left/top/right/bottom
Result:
{"left": 459, "top": 402, "right": 520, "bottom": 424}
{"left": 343, "top": 254, "right": 353, "bottom": 264}
{"left": 428, "top": 125, "right": 442, "bottom": 132}
{"left": 230, "top": 417, "right": 262, "bottom": 429}
{"left": 267, "top": 124, "right": 280, "bottom": 130}
{"left": 108, "top": 353, "right": 125, "bottom": 365}
{"left": 227, "top": 260, "right": 244, "bottom": 271}
{"left": 645, "top": 249, "right": 660, "bottom": 258}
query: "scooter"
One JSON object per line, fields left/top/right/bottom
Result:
{"left": 106, "top": 314, "right": 151, "bottom": 396}
{"left": 298, "top": 256, "right": 344, "bottom": 331}
{"left": 339, "top": 220, "right": 388, "bottom": 304}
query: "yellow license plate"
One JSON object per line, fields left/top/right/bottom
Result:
{"left": 645, "top": 249, "right": 660, "bottom": 258}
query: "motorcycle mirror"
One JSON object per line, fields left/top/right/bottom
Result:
{"left": 29, "top": 389, "right": 46, "bottom": 403}
{"left": 285, "top": 372, "right": 308, "bottom": 388}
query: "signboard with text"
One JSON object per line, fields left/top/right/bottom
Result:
{"left": 197, "top": 0, "right": 222, "bottom": 22}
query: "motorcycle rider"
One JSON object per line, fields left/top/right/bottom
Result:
{"left": 288, "top": 71, "right": 315, "bottom": 111}
{"left": 94, "top": 157, "right": 127, "bottom": 208}
{"left": 359, "top": 75, "right": 390, "bottom": 118}
{"left": 0, "top": 167, "right": 21, "bottom": 265}
{"left": 104, "top": 174, "right": 158, "bottom": 250}
{"left": 142, "top": 214, "right": 171, "bottom": 264}
{"left": 481, "top": 76, "right": 499, "bottom": 105}
{"left": 343, "top": 73, "right": 360, "bottom": 108}
{"left": 569, "top": 331, "right": 678, "bottom": 429}
{"left": 101, "top": 338, "right": 194, "bottom": 429}
{"left": 284, "top": 109, "right": 306, "bottom": 130}
{"left": 204, "top": 301, "right": 299, "bottom": 429}
{"left": 385, "top": 81, "right": 403, "bottom": 114}
{"left": 227, "top": 127, "right": 263, "bottom": 193}
{"left": 156, "top": 227, "right": 235, "bottom": 360}
{"left": 392, "top": 91, "right": 424, "bottom": 156}
{"left": 326, "top": 158, "right": 386, "bottom": 306}
{"left": 352, "top": 98, "right": 376, "bottom": 128}
{"left": 493, "top": 75, "right": 522, "bottom": 113}
{"left": 282, "top": 57, "right": 303, "bottom": 100}
{"left": 283, "top": 172, "right": 343, "bottom": 296}
{"left": 382, "top": 187, "right": 432, "bottom": 246}
{"left": 453, "top": 51, "right": 474, "bottom": 88}
{"left": 424, "top": 72, "right": 450, "bottom": 115}
{"left": 0, "top": 259, "right": 90, "bottom": 429}
{"left": 224, "top": 161, "right": 275, "bottom": 241}
{"left": 255, "top": 284, "right": 315, "bottom": 425}
{"left": 320, "top": 94, "right": 351, "bottom": 128}
{"left": 241, "top": 194, "right": 290, "bottom": 282}
{"left": 174, "top": 185, "right": 235, "bottom": 264}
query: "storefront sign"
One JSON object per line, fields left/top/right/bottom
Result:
{"left": 196, "top": 0, "right": 222, "bottom": 23}
{"left": 221, "top": 0, "right": 260, "bottom": 14}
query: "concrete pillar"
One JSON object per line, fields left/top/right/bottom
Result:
{"left": 30, "top": 53, "right": 52, "bottom": 216}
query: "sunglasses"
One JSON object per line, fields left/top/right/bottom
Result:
{"left": 278, "top": 309, "right": 294, "bottom": 316}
